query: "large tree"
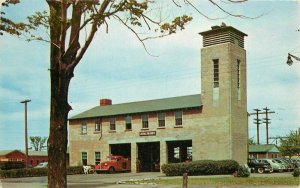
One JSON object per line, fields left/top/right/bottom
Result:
{"left": 279, "top": 131, "right": 300, "bottom": 158}
{"left": 1, "top": 0, "right": 254, "bottom": 187}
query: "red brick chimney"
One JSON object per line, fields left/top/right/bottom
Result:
{"left": 100, "top": 99, "right": 112, "bottom": 106}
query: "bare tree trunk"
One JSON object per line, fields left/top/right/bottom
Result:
{"left": 47, "top": 69, "right": 71, "bottom": 188}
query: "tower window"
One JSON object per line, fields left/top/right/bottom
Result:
{"left": 213, "top": 59, "right": 219, "bottom": 88}
{"left": 237, "top": 60, "right": 241, "bottom": 88}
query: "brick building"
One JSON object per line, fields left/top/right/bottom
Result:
{"left": 68, "top": 24, "right": 248, "bottom": 172}
{"left": 0, "top": 150, "right": 48, "bottom": 167}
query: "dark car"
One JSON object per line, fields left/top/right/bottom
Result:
{"left": 248, "top": 158, "right": 273, "bottom": 173}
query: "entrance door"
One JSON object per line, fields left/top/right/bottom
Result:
{"left": 137, "top": 142, "right": 160, "bottom": 172}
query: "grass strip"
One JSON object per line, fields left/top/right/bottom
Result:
{"left": 147, "top": 177, "right": 300, "bottom": 186}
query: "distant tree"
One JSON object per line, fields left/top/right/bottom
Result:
{"left": 30, "top": 136, "right": 48, "bottom": 151}
{"left": 248, "top": 137, "right": 257, "bottom": 145}
{"left": 279, "top": 131, "right": 300, "bottom": 158}
{"left": 1, "top": 0, "right": 258, "bottom": 187}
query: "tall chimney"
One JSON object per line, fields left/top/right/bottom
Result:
{"left": 100, "top": 99, "right": 112, "bottom": 106}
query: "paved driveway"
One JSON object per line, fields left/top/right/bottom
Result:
{"left": 0, "top": 172, "right": 298, "bottom": 188}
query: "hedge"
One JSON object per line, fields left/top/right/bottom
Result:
{"left": 161, "top": 160, "right": 239, "bottom": 176}
{"left": 0, "top": 166, "right": 84, "bottom": 178}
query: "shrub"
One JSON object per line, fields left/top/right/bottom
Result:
{"left": 162, "top": 160, "right": 239, "bottom": 176}
{"left": 0, "top": 168, "right": 47, "bottom": 178}
{"left": 292, "top": 168, "right": 300, "bottom": 177}
{"left": 67, "top": 166, "right": 84, "bottom": 175}
{"left": 235, "top": 165, "right": 250, "bottom": 178}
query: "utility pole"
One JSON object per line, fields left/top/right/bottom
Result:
{"left": 250, "top": 109, "right": 262, "bottom": 144}
{"left": 262, "top": 107, "right": 275, "bottom": 144}
{"left": 21, "top": 99, "right": 31, "bottom": 169}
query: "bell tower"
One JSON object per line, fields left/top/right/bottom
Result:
{"left": 199, "top": 24, "right": 248, "bottom": 164}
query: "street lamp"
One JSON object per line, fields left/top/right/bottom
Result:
{"left": 20, "top": 99, "right": 31, "bottom": 168}
{"left": 287, "top": 53, "right": 300, "bottom": 66}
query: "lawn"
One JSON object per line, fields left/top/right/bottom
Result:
{"left": 149, "top": 177, "right": 300, "bottom": 186}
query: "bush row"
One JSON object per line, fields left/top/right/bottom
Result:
{"left": 0, "top": 166, "right": 84, "bottom": 178}
{"left": 161, "top": 160, "right": 239, "bottom": 176}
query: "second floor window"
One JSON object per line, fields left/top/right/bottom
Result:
{"left": 95, "top": 119, "right": 101, "bottom": 132}
{"left": 175, "top": 111, "right": 183, "bottom": 126}
{"left": 141, "top": 114, "right": 148, "bottom": 129}
{"left": 110, "top": 117, "right": 116, "bottom": 131}
{"left": 125, "top": 115, "right": 132, "bottom": 130}
{"left": 158, "top": 113, "right": 165, "bottom": 127}
{"left": 81, "top": 123, "right": 87, "bottom": 134}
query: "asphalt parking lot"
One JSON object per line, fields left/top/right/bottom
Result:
{"left": 0, "top": 172, "right": 299, "bottom": 188}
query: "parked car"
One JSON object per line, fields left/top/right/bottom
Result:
{"left": 257, "top": 159, "right": 284, "bottom": 172}
{"left": 279, "top": 158, "right": 296, "bottom": 171}
{"left": 291, "top": 158, "right": 300, "bottom": 168}
{"left": 273, "top": 158, "right": 289, "bottom": 171}
{"left": 95, "top": 155, "right": 131, "bottom": 174}
{"left": 248, "top": 158, "right": 273, "bottom": 173}
{"left": 34, "top": 162, "right": 48, "bottom": 168}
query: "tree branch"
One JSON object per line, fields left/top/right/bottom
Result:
{"left": 209, "top": 0, "right": 264, "bottom": 19}
{"left": 113, "top": 14, "right": 158, "bottom": 57}
{"left": 68, "top": 0, "right": 111, "bottom": 71}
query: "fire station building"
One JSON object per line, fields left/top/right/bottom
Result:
{"left": 68, "top": 24, "right": 248, "bottom": 172}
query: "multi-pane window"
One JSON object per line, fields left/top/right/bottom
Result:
{"left": 110, "top": 117, "right": 116, "bottom": 131}
{"left": 95, "top": 152, "right": 101, "bottom": 165}
{"left": 141, "top": 114, "right": 149, "bottom": 129}
{"left": 158, "top": 113, "right": 165, "bottom": 127}
{"left": 213, "top": 59, "right": 219, "bottom": 88}
{"left": 175, "top": 111, "right": 183, "bottom": 126}
{"left": 237, "top": 60, "right": 241, "bottom": 88}
{"left": 95, "top": 119, "right": 101, "bottom": 132}
{"left": 81, "top": 123, "right": 87, "bottom": 134}
{"left": 82, "top": 152, "right": 87, "bottom": 165}
{"left": 125, "top": 115, "right": 132, "bottom": 130}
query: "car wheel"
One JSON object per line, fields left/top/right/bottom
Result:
{"left": 108, "top": 167, "right": 115, "bottom": 174}
{"left": 257, "top": 168, "right": 264, "bottom": 174}
{"left": 269, "top": 168, "right": 273, "bottom": 173}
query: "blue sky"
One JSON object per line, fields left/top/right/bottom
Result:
{"left": 0, "top": 1, "right": 299, "bottom": 150}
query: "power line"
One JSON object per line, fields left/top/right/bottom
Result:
{"left": 249, "top": 107, "right": 275, "bottom": 145}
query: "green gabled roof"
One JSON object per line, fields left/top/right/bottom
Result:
{"left": 69, "top": 94, "right": 202, "bottom": 120}
{"left": 249, "top": 144, "right": 280, "bottom": 153}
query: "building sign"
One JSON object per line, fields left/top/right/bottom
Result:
{"left": 139, "top": 131, "right": 156, "bottom": 136}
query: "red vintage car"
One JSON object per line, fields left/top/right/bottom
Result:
{"left": 95, "top": 155, "right": 131, "bottom": 174}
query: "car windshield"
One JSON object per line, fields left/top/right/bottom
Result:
{"left": 107, "top": 157, "right": 118, "bottom": 161}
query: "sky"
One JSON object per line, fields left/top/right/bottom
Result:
{"left": 0, "top": 0, "right": 299, "bottom": 150}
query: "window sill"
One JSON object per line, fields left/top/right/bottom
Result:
{"left": 141, "top": 128, "right": 149, "bottom": 131}
{"left": 174, "top": 126, "right": 183, "bottom": 128}
{"left": 157, "top": 127, "right": 165, "bottom": 129}
{"left": 109, "top": 130, "right": 116, "bottom": 133}
{"left": 94, "top": 131, "right": 101, "bottom": 134}
{"left": 125, "top": 129, "right": 132, "bottom": 132}
{"left": 80, "top": 133, "right": 87, "bottom": 135}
